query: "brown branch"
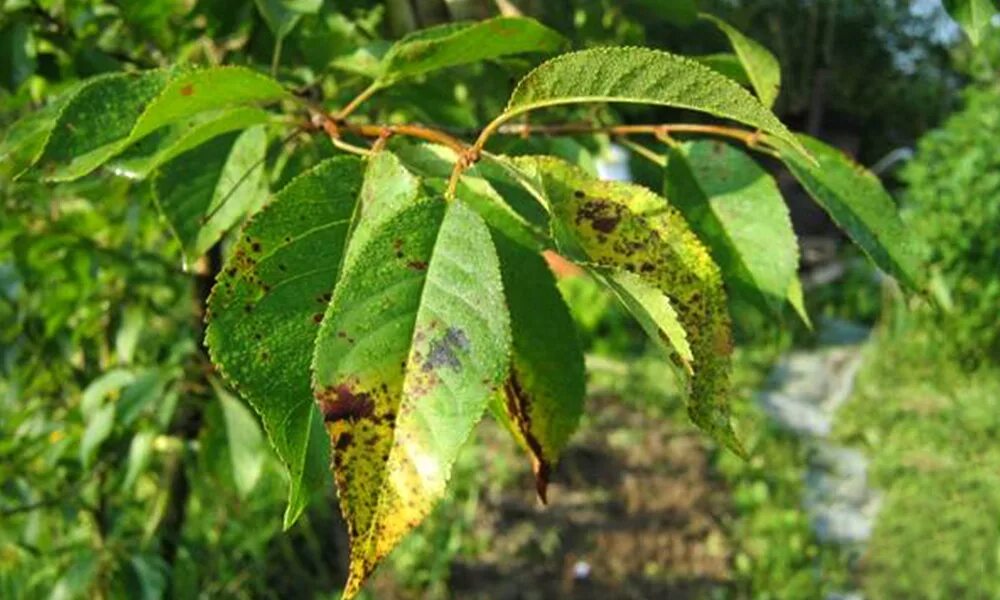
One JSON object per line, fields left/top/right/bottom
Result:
{"left": 306, "top": 98, "right": 779, "bottom": 194}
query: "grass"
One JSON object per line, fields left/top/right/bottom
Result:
{"left": 835, "top": 315, "right": 1000, "bottom": 599}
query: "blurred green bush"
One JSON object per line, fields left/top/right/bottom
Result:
{"left": 900, "top": 82, "right": 1000, "bottom": 366}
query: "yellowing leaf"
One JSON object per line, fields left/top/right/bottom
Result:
{"left": 595, "top": 268, "right": 693, "bottom": 374}
{"left": 492, "top": 232, "right": 585, "bottom": 502}
{"left": 312, "top": 155, "right": 510, "bottom": 597}
{"left": 524, "top": 156, "right": 742, "bottom": 455}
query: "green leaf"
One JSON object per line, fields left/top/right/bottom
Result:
{"left": 0, "top": 20, "right": 35, "bottom": 93}
{"left": 770, "top": 133, "right": 922, "bottom": 291}
{"left": 122, "top": 431, "right": 156, "bottom": 491}
{"left": 492, "top": 232, "right": 585, "bottom": 502}
{"left": 391, "top": 142, "right": 547, "bottom": 249}
{"left": 692, "top": 53, "right": 751, "bottom": 87}
{"left": 216, "top": 384, "right": 266, "bottom": 498}
{"left": 34, "top": 70, "right": 171, "bottom": 182}
{"left": 376, "top": 17, "right": 566, "bottom": 86}
{"left": 523, "top": 156, "right": 742, "bottom": 455}
{"left": 500, "top": 47, "right": 807, "bottom": 160}
{"left": 629, "top": 0, "right": 699, "bottom": 26}
{"left": 594, "top": 268, "right": 693, "bottom": 373}
{"left": 255, "top": 0, "right": 322, "bottom": 38}
{"left": 81, "top": 368, "right": 137, "bottom": 417}
{"left": 701, "top": 14, "right": 781, "bottom": 107}
{"left": 786, "top": 276, "right": 812, "bottom": 328}
{"left": 26, "top": 66, "right": 287, "bottom": 181}
{"left": 665, "top": 140, "right": 798, "bottom": 315}
{"left": 129, "top": 67, "right": 289, "bottom": 141}
{"left": 0, "top": 93, "right": 73, "bottom": 179}
{"left": 312, "top": 170, "right": 510, "bottom": 597}
{"left": 943, "top": 0, "right": 998, "bottom": 45}
{"left": 206, "top": 156, "right": 365, "bottom": 529}
{"left": 153, "top": 125, "right": 268, "bottom": 260}
{"left": 81, "top": 403, "right": 116, "bottom": 468}
{"left": 111, "top": 107, "right": 270, "bottom": 180}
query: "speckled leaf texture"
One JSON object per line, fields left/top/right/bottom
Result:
{"left": 22, "top": 66, "right": 287, "bottom": 181}
{"left": 665, "top": 140, "right": 800, "bottom": 317}
{"left": 492, "top": 231, "right": 585, "bottom": 503}
{"left": 771, "top": 133, "right": 923, "bottom": 292}
{"left": 0, "top": 85, "right": 79, "bottom": 179}
{"left": 502, "top": 47, "right": 807, "bottom": 160}
{"left": 153, "top": 126, "right": 268, "bottom": 260}
{"left": 206, "top": 157, "right": 365, "bottom": 528}
{"left": 523, "top": 156, "right": 743, "bottom": 456}
{"left": 943, "top": 0, "right": 999, "bottom": 45}
{"left": 594, "top": 268, "right": 693, "bottom": 375}
{"left": 110, "top": 107, "right": 270, "bottom": 179}
{"left": 312, "top": 152, "right": 511, "bottom": 598}
{"left": 34, "top": 70, "right": 171, "bottom": 181}
{"left": 701, "top": 14, "right": 781, "bottom": 107}
{"left": 376, "top": 17, "right": 566, "bottom": 86}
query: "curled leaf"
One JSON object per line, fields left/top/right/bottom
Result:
{"left": 523, "top": 156, "right": 743, "bottom": 455}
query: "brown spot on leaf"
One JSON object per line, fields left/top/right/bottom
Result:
{"left": 312, "top": 313, "right": 324, "bottom": 324}
{"left": 180, "top": 83, "right": 194, "bottom": 96}
{"left": 504, "top": 370, "right": 551, "bottom": 504}
{"left": 576, "top": 199, "right": 622, "bottom": 234}
{"left": 406, "top": 259, "right": 427, "bottom": 271}
{"left": 334, "top": 432, "right": 353, "bottom": 452}
{"left": 316, "top": 384, "right": 375, "bottom": 423}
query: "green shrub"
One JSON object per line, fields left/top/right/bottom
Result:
{"left": 900, "top": 83, "right": 1000, "bottom": 365}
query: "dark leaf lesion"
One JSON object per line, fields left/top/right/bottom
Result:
{"left": 503, "top": 369, "right": 551, "bottom": 504}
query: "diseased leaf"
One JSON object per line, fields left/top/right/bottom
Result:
{"left": 770, "top": 133, "right": 922, "bottom": 291}
{"left": 943, "top": 0, "right": 998, "bottom": 45}
{"left": 523, "top": 156, "right": 742, "bottom": 455}
{"left": 153, "top": 125, "right": 268, "bottom": 260}
{"left": 206, "top": 156, "right": 365, "bottom": 528}
{"left": 701, "top": 14, "right": 781, "bottom": 107}
{"left": 24, "top": 66, "right": 286, "bottom": 181}
{"left": 492, "top": 232, "right": 585, "bottom": 502}
{"left": 665, "top": 140, "right": 798, "bottom": 315}
{"left": 376, "top": 17, "right": 565, "bottom": 86}
{"left": 312, "top": 161, "right": 510, "bottom": 597}
{"left": 594, "top": 268, "right": 692, "bottom": 374}
{"left": 501, "top": 47, "right": 807, "bottom": 160}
